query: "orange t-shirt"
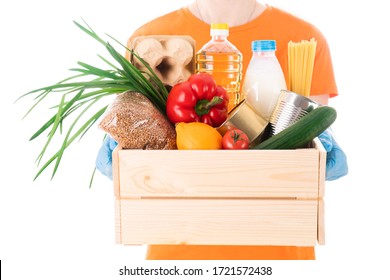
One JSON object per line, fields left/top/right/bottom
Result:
{"left": 127, "top": 5, "right": 338, "bottom": 98}
{"left": 125, "top": 5, "right": 337, "bottom": 260}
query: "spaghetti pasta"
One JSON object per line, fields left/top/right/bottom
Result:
{"left": 287, "top": 38, "right": 317, "bottom": 97}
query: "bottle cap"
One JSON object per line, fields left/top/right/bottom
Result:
{"left": 252, "top": 40, "right": 276, "bottom": 51}
{"left": 210, "top": 23, "right": 229, "bottom": 36}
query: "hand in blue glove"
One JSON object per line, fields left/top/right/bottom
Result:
{"left": 95, "top": 136, "right": 118, "bottom": 180}
{"left": 318, "top": 129, "right": 348, "bottom": 181}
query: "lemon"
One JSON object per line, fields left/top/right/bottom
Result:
{"left": 175, "top": 122, "right": 223, "bottom": 150}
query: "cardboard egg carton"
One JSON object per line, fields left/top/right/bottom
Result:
{"left": 130, "top": 35, "right": 196, "bottom": 87}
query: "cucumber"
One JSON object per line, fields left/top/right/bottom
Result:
{"left": 252, "top": 105, "right": 337, "bottom": 150}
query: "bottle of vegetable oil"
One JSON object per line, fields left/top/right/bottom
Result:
{"left": 196, "top": 23, "right": 243, "bottom": 113}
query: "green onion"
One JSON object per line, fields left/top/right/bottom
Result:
{"left": 16, "top": 19, "right": 169, "bottom": 183}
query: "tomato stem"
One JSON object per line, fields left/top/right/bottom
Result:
{"left": 231, "top": 130, "right": 244, "bottom": 143}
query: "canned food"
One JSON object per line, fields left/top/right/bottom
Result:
{"left": 217, "top": 99, "right": 268, "bottom": 145}
{"left": 269, "top": 90, "right": 319, "bottom": 136}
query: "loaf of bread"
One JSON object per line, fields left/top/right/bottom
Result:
{"left": 99, "top": 91, "right": 176, "bottom": 150}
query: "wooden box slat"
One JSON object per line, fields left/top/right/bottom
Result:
{"left": 116, "top": 198, "right": 319, "bottom": 246}
{"left": 116, "top": 149, "right": 321, "bottom": 199}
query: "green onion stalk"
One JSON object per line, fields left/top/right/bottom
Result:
{"left": 16, "top": 19, "right": 169, "bottom": 186}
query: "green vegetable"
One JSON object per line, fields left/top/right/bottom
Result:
{"left": 16, "top": 19, "right": 168, "bottom": 184}
{"left": 252, "top": 106, "right": 337, "bottom": 150}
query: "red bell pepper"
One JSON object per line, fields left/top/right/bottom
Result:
{"left": 166, "top": 73, "right": 229, "bottom": 127}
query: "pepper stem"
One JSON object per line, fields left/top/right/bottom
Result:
{"left": 195, "top": 96, "right": 223, "bottom": 116}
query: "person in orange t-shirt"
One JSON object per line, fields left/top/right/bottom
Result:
{"left": 95, "top": 0, "right": 348, "bottom": 260}
{"left": 126, "top": 1, "right": 338, "bottom": 104}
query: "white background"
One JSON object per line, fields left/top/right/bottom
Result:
{"left": 1, "top": 0, "right": 389, "bottom": 279}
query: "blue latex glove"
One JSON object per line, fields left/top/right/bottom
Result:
{"left": 318, "top": 129, "right": 348, "bottom": 181}
{"left": 95, "top": 136, "right": 118, "bottom": 180}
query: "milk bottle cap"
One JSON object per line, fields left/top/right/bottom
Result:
{"left": 252, "top": 40, "right": 276, "bottom": 51}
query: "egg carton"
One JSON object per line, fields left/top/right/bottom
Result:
{"left": 130, "top": 35, "right": 196, "bottom": 87}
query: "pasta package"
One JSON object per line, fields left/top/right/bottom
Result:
{"left": 287, "top": 38, "right": 317, "bottom": 97}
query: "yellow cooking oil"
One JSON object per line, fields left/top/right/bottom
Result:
{"left": 196, "top": 23, "right": 243, "bottom": 112}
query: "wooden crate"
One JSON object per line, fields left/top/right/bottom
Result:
{"left": 113, "top": 138, "right": 326, "bottom": 246}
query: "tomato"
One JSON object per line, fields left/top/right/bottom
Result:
{"left": 222, "top": 129, "right": 250, "bottom": 150}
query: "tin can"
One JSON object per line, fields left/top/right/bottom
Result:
{"left": 217, "top": 99, "right": 268, "bottom": 145}
{"left": 269, "top": 90, "right": 319, "bottom": 136}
